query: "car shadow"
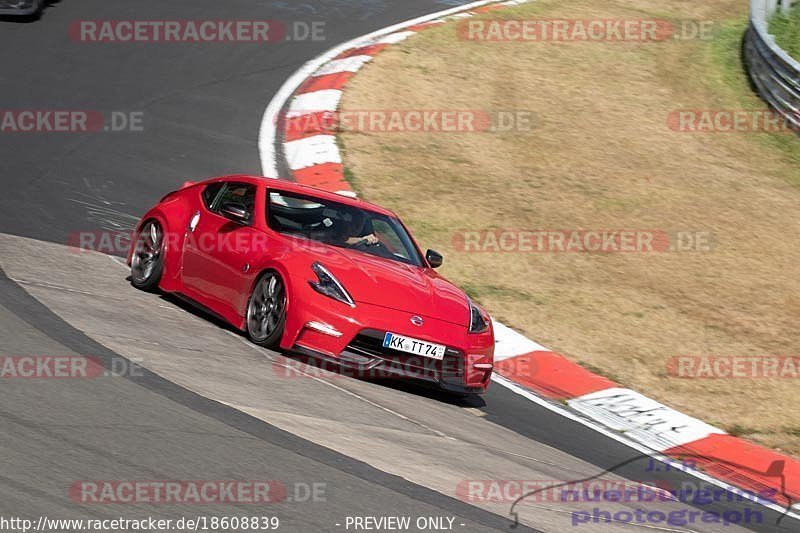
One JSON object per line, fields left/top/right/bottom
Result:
{"left": 369, "top": 377, "right": 488, "bottom": 408}
{"left": 157, "top": 292, "right": 243, "bottom": 336}
{"left": 274, "top": 351, "right": 487, "bottom": 408}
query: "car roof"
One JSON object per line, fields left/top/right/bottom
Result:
{"left": 205, "top": 175, "right": 397, "bottom": 218}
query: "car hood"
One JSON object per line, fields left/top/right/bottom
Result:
{"left": 311, "top": 246, "right": 470, "bottom": 327}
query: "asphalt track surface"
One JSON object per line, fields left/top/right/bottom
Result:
{"left": 0, "top": 1, "right": 797, "bottom": 532}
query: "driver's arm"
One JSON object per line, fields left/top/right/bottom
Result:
{"left": 345, "top": 234, "right": 378, "bottom": 245}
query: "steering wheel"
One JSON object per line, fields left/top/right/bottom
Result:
{"left": 351, "top": 239, "right": 396, "bottom": 260}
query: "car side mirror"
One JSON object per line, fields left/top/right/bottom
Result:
{"left": 426, "top": 249, "right": 443, "bottom": 269}
{"left": 220, "top": 202, "right": 249, "bottom": 224}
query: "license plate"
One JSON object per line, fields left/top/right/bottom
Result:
{"left": 383, "top": 332, "right": 446, "bottom": 360}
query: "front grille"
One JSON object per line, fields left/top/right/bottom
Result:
{"left": 343, "top": 330, "right": 464, "bottom": 380}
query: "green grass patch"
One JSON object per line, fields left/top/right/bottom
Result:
{"left": 577, "top": 361, "right": 621, "bottom": 384}
{"left": 770, "top": 3, "right": 800, "bottom": 60}
{"left": 726, "top": 424, "right": 761, "bottom": 437}
{"left": 461, "top": 283, "right": 537, "bottom": 303}
{"left": 711, "top": 18, "right": 800, "bottom": 183}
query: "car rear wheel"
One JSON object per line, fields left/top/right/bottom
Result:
{"left": 246, "top": 272, "right": 287, "bottom": 348}
{"left": 130, "top": 220, "right": 165, "bottom": 291}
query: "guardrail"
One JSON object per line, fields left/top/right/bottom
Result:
{"left": 745, "top": 0, "right": 800, "bottom": 131}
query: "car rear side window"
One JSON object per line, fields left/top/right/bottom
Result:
{"left": 216, "top": 183, "right": 257, "bottom": 219}
{"left": 202, "top": 182, "right": 225, "bottom": 210}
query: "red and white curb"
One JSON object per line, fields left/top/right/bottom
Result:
{"left": 258, "top": 0, "right": 800, "bottom": 519}
{"left": 258, "top": 0, "right": 528, "bottom": 183}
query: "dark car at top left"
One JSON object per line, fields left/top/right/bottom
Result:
{"left": 0, "top": 0, "right": 44, "bottom": 17}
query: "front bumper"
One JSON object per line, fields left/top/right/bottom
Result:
{"left": 0, "top": 0, "right": 39, "bottom": 15}
{"left": 284, "top": 297, "right": 494, "bottom": 394}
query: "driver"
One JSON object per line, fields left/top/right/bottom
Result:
{"left": 339, "top": 210, "right": 379, "bottom": 247}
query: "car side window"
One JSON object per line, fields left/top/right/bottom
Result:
{"left": 215, "top": 182, "right": 257, "bottom": 221}
{"left": 202, "top": 182, "right": 225, "bottom": 211}
{"left": 372, "top": 219, "right": 408, "bottom": 259}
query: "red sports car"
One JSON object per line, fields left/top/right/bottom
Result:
{"left": 128, "top": 175, "right": 494, "bottom": 394}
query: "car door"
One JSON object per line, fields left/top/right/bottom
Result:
{"left": 181, "top": 181, "right": 261, "bottom": 319}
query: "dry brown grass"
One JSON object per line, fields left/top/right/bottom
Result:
{"left": 339, "top": 0, "right": 800, "bottom": 456}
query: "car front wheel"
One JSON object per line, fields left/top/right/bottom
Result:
{"left": 246, "top": 272, "right": 287, "bottom": 348}
{"left": 130, "top": 220, "right": 165, "bottom": 291}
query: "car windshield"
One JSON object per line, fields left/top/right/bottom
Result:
{"left": 267, "top": 190, "right": 424, "bottom": 267}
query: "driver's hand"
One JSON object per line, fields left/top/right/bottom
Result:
{"left": 345, "top": 234, "right": 378, "bottom": 246}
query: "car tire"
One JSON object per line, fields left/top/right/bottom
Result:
{"left": 246, "top": 271, "right": 287, "bottom": 349}
{"left": 130, "top": 220, "right": 165, "bottom": 292}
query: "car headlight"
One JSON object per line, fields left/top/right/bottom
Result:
{"left": 468, "top": 299, "right": 490, "bottom": 334}
{"left": 309, "top": 262, "right": 355, "bottom": 307}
